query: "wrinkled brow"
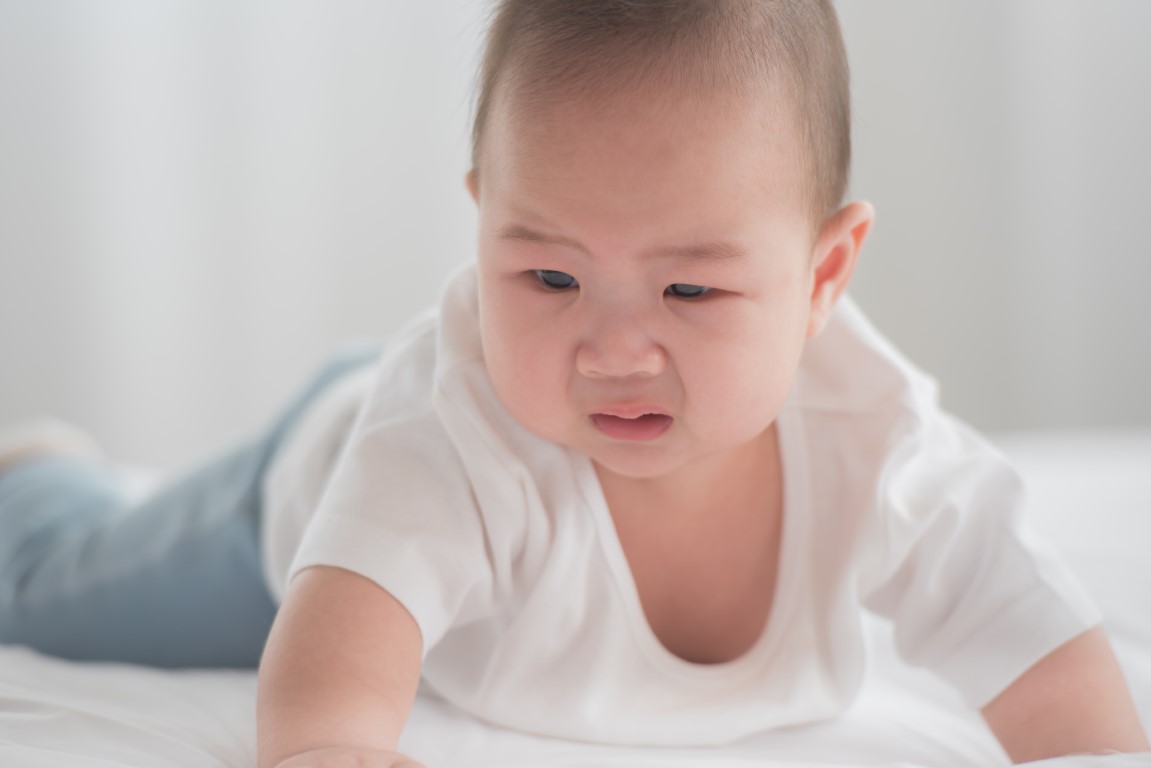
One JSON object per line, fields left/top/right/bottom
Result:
{"left": 497, "top": 224, "right": 751, "bottom": 263}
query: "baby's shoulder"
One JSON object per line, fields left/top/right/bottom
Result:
{"left": 793, "top": 296, "right": 939, "bottom": 431}
{"left": 790, "top": 297, "right": 1010, "bottom": 499}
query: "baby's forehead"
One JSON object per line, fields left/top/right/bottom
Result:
{"left": 480, "top": 113, "right": 814, "bottom": 262}
{"left": 488, "top": 88, "right": 804, "bottom": 204}
{"left": 492, "top": 77, "right": 797, "bottom": 165}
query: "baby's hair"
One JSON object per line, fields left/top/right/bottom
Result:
{"left": 469, "top": 0, "right": 851, "bottom": 227}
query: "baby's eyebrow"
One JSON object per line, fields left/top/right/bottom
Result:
{"left": 497, "top": 224, "right": 750, "bottom": 263}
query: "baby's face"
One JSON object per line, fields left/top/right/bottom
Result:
{"left": 469, "top": 86, "right": 819, "bottom": 482}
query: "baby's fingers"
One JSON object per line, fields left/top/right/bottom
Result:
{"left": 273, "top": 745, "right": 426, "bottom": 768}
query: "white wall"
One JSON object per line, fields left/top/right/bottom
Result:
{"left": 1, "top": 1, "right": 1149, "bottom": 473}
{"left": 0, "top": 1, "right": 486, "bottom": 470}
{"left": 838, "top": 0, "right": 1151, "bottom": 432}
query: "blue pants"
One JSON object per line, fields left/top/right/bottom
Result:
{"left": 0, "top": 343, "right": 381, "bottom": 669}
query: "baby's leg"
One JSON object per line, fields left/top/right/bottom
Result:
{"left": 0, "top": 342, "right": 381, "bottom": 669}
{"left": 0, "top": 448, "right": 281, "bottom": 668}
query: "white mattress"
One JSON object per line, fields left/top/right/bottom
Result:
{"left": 2, "top": 431, "right": 1149, "bottom": 768}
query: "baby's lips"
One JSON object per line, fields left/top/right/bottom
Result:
{"left": 589, "top": 412, "right": 674, "bottom": 440}
{"left": 591, "top": 404, "right": 671, "bottom": 419}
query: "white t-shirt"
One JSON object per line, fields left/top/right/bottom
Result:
{"left": 261, "top": 259, "right": 1101, "bottom": 747}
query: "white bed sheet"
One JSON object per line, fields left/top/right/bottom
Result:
{"left": 1, "top": 431, "right": 1149, "bottom": 768}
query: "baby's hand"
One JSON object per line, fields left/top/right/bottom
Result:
{"left": 273, "top": 745, "right": 426, "bottom": 768}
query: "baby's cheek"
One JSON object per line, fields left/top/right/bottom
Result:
{"left": 488, "top": 338, "right": 561, "bottom": 424}
{"left": 699, "top": 348, "right": 786, "bottom": 430}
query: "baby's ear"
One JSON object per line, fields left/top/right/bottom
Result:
{"left": 465, "top": 169, "right": 479, "bottom": 204}
{"left": 806, "top": 201, "right": 874, "bottom": 338}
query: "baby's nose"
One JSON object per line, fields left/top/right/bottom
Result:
{"left": 575, "top": 310, "right": 667, "bottom": 379}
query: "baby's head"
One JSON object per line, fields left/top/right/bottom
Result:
{"left": 471, "top": 0, "right": 853, "bottom": 235}
{"left": 464, "top": 0, "right": 874, "bottom": 483}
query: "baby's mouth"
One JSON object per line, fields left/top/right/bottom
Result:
{"left": 589, "top": 412, "right": 674, "bottom": 441}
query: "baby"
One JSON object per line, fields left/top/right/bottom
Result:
{"left": 0, "top": 2, "right": 1148, "bottom": 767}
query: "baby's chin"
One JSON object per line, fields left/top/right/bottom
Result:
{"left": 583, "top": 443, "right": 695, "bottom": 484}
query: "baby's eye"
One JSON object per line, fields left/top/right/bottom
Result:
{"left": 666, "top": 283, "right": 712, "bottom": 299}
{"left": 534, "top": 269, "right": 579, "bottom": 291}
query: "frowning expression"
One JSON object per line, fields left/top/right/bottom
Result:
{"left": 468, "top": 84, "right": 818, "bottom": 482}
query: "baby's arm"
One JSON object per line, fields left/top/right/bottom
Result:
{"left": 980, "top": 626, "right": 1150, "bottom": 762}
{"left": 257, "top": 565, "right": 426, "bottom": 768}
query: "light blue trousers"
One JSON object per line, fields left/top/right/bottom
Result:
{"left": 0, "top": 343, "right": 381, "bottom": 669}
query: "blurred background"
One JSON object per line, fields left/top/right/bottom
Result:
{"left": 1, "top": 0, "right": 1149, "bottom": 473}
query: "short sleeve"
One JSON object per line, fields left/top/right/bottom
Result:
{"left": 286, "top": 406, "right": 497, "bottom": 656}
{"left": 858, "top": 406, "right": 1103, "bottom": 709}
